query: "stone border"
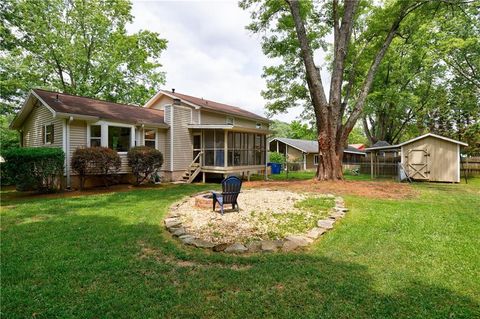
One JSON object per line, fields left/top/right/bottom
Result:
{"left": 164, "top": 193, "right": 348, "bottom": 254}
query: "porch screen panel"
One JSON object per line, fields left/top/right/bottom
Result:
{"left": 204, "top": 130, "right": 214, "bottom": 166}
{"left": 227, "top": 132, "right": 265, "bottom": 167}
{"left": 215, "top": 130, "right": 224, "bottom": 166}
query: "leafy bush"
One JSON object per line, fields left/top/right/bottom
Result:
{"left": 127, "top": 146, "right": 164, "bottom": 185}
{"left": 2, "top": 147, "right": 64, "bottom": 192}
{"left": 269, "top": 152, "right": 285, "bottom": 164}
{"left": 71, "top": 147, "right": 121, "bottom": 189}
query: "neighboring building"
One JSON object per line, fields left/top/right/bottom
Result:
{"left": 10, "top": 89, "right": 270, "bottom": 187}
{"left": 268, "top": 137, "right": 366, "bottom": 170}
{"left": 365, "top": 133, "right": 468, "bottom": 183}
{"left": 350, "top": 143, "right": 365, "bottom": 151}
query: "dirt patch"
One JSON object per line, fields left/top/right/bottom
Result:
{"left": 243, "top": 179, "right": 416, "bottom": 199}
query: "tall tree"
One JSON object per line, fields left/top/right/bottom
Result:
{"left": 241, "top": 0, "right": 471, "bottom": 180}
{"left": 0, "top": 0, "right": 167, "bottom": 113}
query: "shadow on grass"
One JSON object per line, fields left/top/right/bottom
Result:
{"left": 1, "top": 189, "right": 478, "bottom": 318}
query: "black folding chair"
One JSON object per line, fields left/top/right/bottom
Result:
{"left": 212, "top": 176, "right": 242, "bottom": 215}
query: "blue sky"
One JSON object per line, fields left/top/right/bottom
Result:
{"left": 127, "top": 0, "right": 308, "bottom": 122}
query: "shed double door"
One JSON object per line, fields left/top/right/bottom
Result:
{"left": 405, "top": 148, "right": 430, "bottom": 180}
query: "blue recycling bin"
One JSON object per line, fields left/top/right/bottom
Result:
{"left": 268, "top": 162, "right": 282, "bottom": 174}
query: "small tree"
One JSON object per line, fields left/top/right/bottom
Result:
{"left": 127, "top": 146, "right": 164, "bottom": 185}
{"left": 71, "top": 147, "right": 121, "bottom": 189}
{"left": 269, "top": 152, "right": 286, "bottom": 164}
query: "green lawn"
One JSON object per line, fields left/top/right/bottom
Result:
{"left": 1, "top": 180, "right": 479, "bottom": 318}
{"left": 252, "top": 170, "right": 382, "bottom": 181}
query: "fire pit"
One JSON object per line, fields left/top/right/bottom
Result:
{"left": 194, "top": 192, "right": 213, "bottom": 209}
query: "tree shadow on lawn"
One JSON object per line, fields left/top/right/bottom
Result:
{"left": 1, "top": 193, "right": 478, "bottom": 319}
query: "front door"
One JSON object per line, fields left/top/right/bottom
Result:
{"left": 406, "top": 148, "right": 429, "bottom": 180}
{"left": 193, "top": 134, "right": 202, "bottom": 163}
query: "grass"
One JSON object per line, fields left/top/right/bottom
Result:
{"left": 1, "top": 179, "right": 479, "bottom": 318}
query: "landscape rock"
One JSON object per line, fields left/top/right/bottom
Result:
{"left": 306, "top": 227, "right": 327, "bottom": 239}
{"left": 246, "top": 241, "right": 262, "bottom": 253}
{"left": 165, "top": 218, "right": 182, "bottom": 228}
{"left": 261, "top": 240, "right": 278, "bottom": 252}
{"left": 317, "top": 219, "right": 335, "bottom": 229}
{"left": 213, "top": 243, "right": 229, "bottom": 252}
{"left": 285, "top": 235, "right": 313, "bottom": 247}
{"left": 329, "top": 212, "right": 345, "bottom": 220}
{"left": 179, "top": 234, "right": 195, "bottom": 245}
{"left": 171, "top": 227, "right": 186, "bottom": 237}
{"left": 224, "top": 243, "right": 248, "bottom": 253}
{"left": 282, "top": 240, "right": 300, "bottom": 252}
{"left": 335, "top": 207, "right": 349, "bottom": 212}
{"left": 192, "top": 239, "right": 216, "bottom": 249}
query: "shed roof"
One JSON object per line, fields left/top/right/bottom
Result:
{"left": 365, "top": 133, "right": 468, "bottom": 152}
{"left": 271, "top": 137, "right": 366, "bottom": 155}
{"left": 11, "top": 89, "right": 167, "bottom": 129}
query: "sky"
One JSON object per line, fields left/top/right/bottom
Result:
{"left": 127, "top": 0, "right": 320, "bottom": 122}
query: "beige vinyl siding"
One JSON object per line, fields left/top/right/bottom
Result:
{"left": 235, "top": 117, "right": 263, "bottom": 129}
{"left": 286, "top": 146, "right": 303, "bottom": 161}
{"left": 172, "top": 106, "right": 193, "bottom": 171}
{"left": 150, "top": 95, "right": 173, "bottom": 111}
{"left": 22, "top": 103, "right": 63, "bottom": 148}
{"left": 69, "top": 120, "right": 87, "bottom": 175}
{"left": 157, "top": 129, "right": 167, "bottom": 170}
{"left": 164, "top": 106, "right": 172, "bottom": 171}
{"left": 201, "top": 110, "right": 226, "bottom": 124}
{"left": 192, "top": 109, "right": 200, "bottom": 124}
{"left": 402, "top": 136, "right": 459, "bottom": 182}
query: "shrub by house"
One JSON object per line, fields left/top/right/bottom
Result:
{"left": 127, "top": 146, "right": 164, "bottom": 185}
{"left": 71, "top": 147, "right": 121, "bottom": 189}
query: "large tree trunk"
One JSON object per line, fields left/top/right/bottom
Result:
{"left": 286, "top": 0, "right": 422, "bottom": 180}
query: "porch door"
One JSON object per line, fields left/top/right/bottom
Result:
{"left": 406, "top": 148, "right": 429, "bottom": 180}
{"left": 193, "top": 133, "right": 202, "bottom": 164}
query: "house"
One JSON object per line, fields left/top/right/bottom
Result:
{"left": 268, "top": 137, "right": 366, "bottom": 171}
{"left": 10, "top": 89, "right": 270, "bottom": 188}
{"left": 365, "top": 133, "right": 468, "bottom": 183}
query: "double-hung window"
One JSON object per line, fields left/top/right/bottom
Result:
{"left": 314, "top": 155, "right": 319, "bottom": 165}
{"left": 144, "top": 129, "right": 156, "bottom": 149}
{"left": 44, "top": 124, "right": 54, "bottom": 144}
{"left": 90, "top": 125, "right": 101, "bottom": 147}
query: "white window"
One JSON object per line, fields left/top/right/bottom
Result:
{"left": 144, "top": 129, "right": 156, "bottom": 149}
{"left": 226, "top": 117, "right": 234, "bottom": 125}
{"left": 90, "top": 125, "right": 101, "bottom": 147}
{"left": 256, "top": 122, "right": 262, "bottom": 129}
{"left": 314, "top": 155, "right": 319, "bottom": 165}
{"left": 44, "top": 124, "right": 54, "bottom": 144}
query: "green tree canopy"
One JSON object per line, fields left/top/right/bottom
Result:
{"left": 0, "top": 0, "right": 167, "bottom": 113}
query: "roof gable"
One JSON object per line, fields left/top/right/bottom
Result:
{"left": 145, "top": 90, "right": 269, "bottom": 122}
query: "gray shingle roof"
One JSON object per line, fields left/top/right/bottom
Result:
{"left": 272, "top": 138, "right": 365, "bottom": 155}
{"left": 372, "top": 140, "right": 391, "bottom": 148}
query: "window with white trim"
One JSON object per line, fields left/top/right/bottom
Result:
{"left": 108, "top": 126, "right": 131, "bottom": 152}
{"left": 90, "top": 125, "right": 101, "bottom": 147}
{"left": 314, "top": 155, "right": 319, "bottom": 165}
{"left": 144, "top": 129, "right": 156, "bottom": 149}
{"left": 226, "top": 117, "right": 234, "bottom": 125}
{"left": 44, "top": 124, "right": 54, "bottom": 144}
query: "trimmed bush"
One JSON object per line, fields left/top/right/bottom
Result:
{"left": 71, "top": 147, "right": 121, "bottom": 189}
{"left": 127, "top": 146, "right": 164, "bottom": 185}
{"left": 2, "top": 147, "right": 64, "bottom": 192}
{"left": 269, "top": 152, "right": 286, "bottom": 164}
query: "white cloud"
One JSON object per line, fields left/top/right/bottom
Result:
{"left": 127, "top": 0, "right": 327, "bottom": 123}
